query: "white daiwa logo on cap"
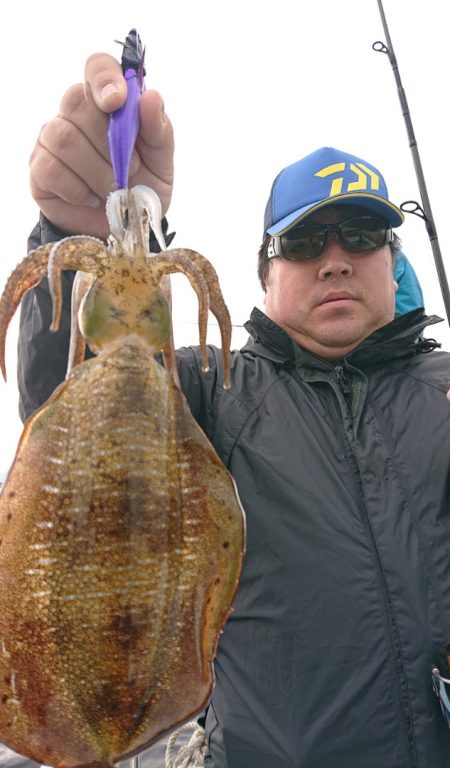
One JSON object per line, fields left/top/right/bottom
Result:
{"left": 315, "top": 162, "right": 380, "bottom": 196}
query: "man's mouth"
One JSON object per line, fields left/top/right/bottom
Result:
{"left": 318, "top": 292, "right": 356, "bottom": 306}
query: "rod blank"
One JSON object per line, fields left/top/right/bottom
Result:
{"left": 374, "top": 0, "right": 450, "bottom": 325}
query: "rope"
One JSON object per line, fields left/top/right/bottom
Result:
{"left": 165, "top": 721, "right": 207, "bottom": 768}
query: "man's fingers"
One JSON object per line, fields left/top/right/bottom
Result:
{"left": 59, "top": 83, "right": 112, "bottom": 163}
{"left": 30, "top": 144, "right": 103, "bottom": 208}
{"left": 29, "top": 191, "right": 110, "bottom": 240}
{"left": 139, "top": 90, "right": 172, "bottom": 149}
{"left": 30, "top": 148, "right": 110, "bottom": 238}
{"left": 84, "top": 53, "right": 127, "bottom": 112}
{"left": 132, "top": 90, "right": 175, "bottom": 213}
{"left": 36, "top": 115, "right": 115, "bottom": 200}
{"left": 30, "top": 138, "right": 109, "bottom": 208}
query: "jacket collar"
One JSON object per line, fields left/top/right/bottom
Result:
{"left": 242, "top": 307, "right": 443, "bottom": 369}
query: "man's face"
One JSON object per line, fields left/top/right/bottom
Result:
{"left": 264, "top": 205, "right": 398, "bottom": 360}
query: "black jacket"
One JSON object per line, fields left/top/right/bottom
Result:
{"left": 17, "top": 218, "right": 450, "bottom": 767}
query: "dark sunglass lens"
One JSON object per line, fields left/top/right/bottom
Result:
{"left": 340, "top": 217, "right": 389, "bottom": 251}
{"left": 281, "top": 224, "right": 327, "bottom": 260}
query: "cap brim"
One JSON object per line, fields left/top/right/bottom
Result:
{"left": 267, "top": 193, "right": 404, "bottom": 236}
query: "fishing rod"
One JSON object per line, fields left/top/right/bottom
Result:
{"left": 373, "top": 0, "right": 450, "bottom": 326}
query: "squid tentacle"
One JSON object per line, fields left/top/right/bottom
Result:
{"left": 132, "top": 185, "right": 167, "bottom": 252}
{"left": 149, "top": 253, "right": 210, "bottom": 373}
{"left": 165, "top": 248, "right": 232, "bottom": 388}
{"left": 0, "top": 244, "right": 53, "bottom": 381}
{"left": 48, "top": 236, "right": 111, "bottom": 333}
{"left": 67, "top": 272, "right": 95, "bottom": 374}
{"left": 130, "top": 186, "right": 176, "bottom": 384}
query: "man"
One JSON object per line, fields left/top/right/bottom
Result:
{"left": 11, "top": 55, "right": 450, "bottom": 768}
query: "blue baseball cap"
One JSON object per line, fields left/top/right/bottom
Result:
{"left": 264, "top": 147, "right": 404, "bottom": 236}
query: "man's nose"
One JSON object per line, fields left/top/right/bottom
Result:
{"left": 317, "top": 235, "right": 353, "bottom": 279}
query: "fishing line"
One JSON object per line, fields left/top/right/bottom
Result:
{"left": 373, "top": 0, "right": 450, "bottom": 325}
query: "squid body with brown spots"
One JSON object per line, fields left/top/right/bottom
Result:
{"left": 0, "top": 186, "right": 245, "bottom": 768}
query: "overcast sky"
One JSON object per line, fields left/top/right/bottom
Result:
{"left": 1, "top": 0, "right": 448, "bottom": 474}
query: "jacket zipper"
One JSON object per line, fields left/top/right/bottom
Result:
{"left": 334, "top": 364, "right": 352, "bottom": 409}
{"left": 334, "top": 364, "right": 350, "bottom": 392}
{"left": 333, "top": 364, "right": 419, "bottom": 768}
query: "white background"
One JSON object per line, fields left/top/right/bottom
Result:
{"left": 1, "top": 0, "right": 449, "bottom": 475}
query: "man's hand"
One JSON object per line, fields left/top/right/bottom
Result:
{"left": 29, "top": 53, "right": 174, "bottom": 239}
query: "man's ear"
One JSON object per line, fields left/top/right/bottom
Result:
{"left": 262, "top": 262, "right": 272, "bottom": 293}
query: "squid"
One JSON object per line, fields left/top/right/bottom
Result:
{"left": 0, "top": 184, "right": 245, "bottom": 767}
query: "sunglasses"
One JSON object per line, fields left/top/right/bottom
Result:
{"left": 268, "top": 216, "right": 393, "bottom": 261}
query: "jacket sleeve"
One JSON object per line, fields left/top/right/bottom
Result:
{"left": 17, "top": 214, "right": 174, "bottom": 423}
{"left": 175, "top": 344, "right": 224, "bottom": 439}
